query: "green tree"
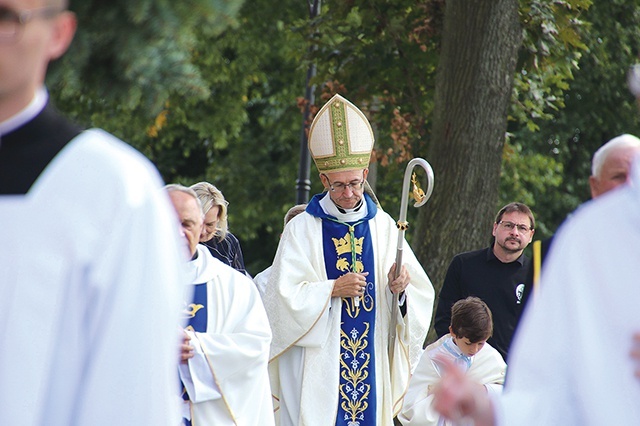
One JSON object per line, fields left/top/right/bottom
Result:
{"left": 138, "top": 0, "right": 309, "bottom": 274}
{"left": 49, "top": 0, "right": 248, "bottom": 205}
{"left": 504, "top": 0, "right": 640, "bottom": 239}
{"left": 51, "top": 0, "right": 244, "bottom": 115}
{"left": 47, "top": 0, "right": 606, "bottom": 285}
{"left": 412, "top": 0, "right": 523, "bottom": 340}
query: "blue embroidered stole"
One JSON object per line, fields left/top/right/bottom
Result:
{"left": 308, "top": 194, "right": 378, "bottom": 425}
{"left": 182, "top": 283, "right": 208, "bottom": 426}
{"left": 185, "top": 283, "right": 208, "bottom": 333}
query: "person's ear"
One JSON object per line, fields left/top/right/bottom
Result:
{"left": 47, "top": 11, "right": 77, "bottom": 61}
{"left": 319, "top": 173, "right": 329, "bottom": 189}
{"left": 589, "top": 175, "right": 600, "bottom": 199}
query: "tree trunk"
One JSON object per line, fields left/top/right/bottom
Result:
{"left": 413, "top": 0, "right": 522, "bottom": 340}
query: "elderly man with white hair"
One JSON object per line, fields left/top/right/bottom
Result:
{"left": 166, "top": 184, "right": 274, "bottom": 426}
{"left": 589, "top": 133, "right": 640, "bottom": 198}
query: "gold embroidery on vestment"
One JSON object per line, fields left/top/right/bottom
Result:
{"left": 183, "top": 303, "right": 204, "bottom": 318}
{"left": 333, "top": 231, "right": 364, "bottom": 273}
{"left": 332, "top": 232, "right": 364, "bottom": 256}
{"left": 343, "top": 282, "right": 374, "bottom": 318}
{"left": 339, "top": 322, "right": 371, "bottom": 423}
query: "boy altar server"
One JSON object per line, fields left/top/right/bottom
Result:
{"left": 399, "top": 297, "right": 506, "bottom": 426}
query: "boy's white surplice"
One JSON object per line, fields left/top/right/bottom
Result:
{"left": 399, "top": 334, "right": 506, "bottom": 426}
{"left": 179, "top": 244, "right": 274, "bottom": 425}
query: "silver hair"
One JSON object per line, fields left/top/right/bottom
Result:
{"left": 591, "top": 134, "right": 640, "bottom": 177}
{"left": 164, "top": 184, "right": 204, "bottom": 217}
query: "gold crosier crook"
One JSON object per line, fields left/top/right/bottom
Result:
{"left": 388, "top": 158, "right": 434, "bottom": 363}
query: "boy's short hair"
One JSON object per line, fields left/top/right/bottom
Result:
{"left": 450, "top": 297, "right": 493, "bottom": 343}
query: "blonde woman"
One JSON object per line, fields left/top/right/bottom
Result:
{"left": 191, "top": 182, "right": 248, "bottom": 276}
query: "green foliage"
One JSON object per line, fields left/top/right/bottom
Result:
{"left": 506, "top": 0, "right": 640, "bottom": 238}
{"left": 147, "top": 0, "right": 309, "bottom": 273}
{"left": 49, "top": 0, "right": 244, "bottom": 116}
{"left": 512, "top": 0, "right": 592, "bottom": 131}
{"left": 309, "top": 0, "right": 442, "bottom": 155}
{"left": 47, "top": 0, "right": 640, "bottom": 275}
{"left": 499, "top": 138, "right": 566, "bottom": 237}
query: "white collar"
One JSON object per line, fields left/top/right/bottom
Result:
{"left": 185, "top": 245, "right": 219, "bottom": 284}
{"left": 0, "top": 87, "right": 48, "bottom": 137}
{"left": 319, "top": 192, "right": 368, "bottom": 222}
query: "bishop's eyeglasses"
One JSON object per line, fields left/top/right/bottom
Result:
{"left": 322, "top": 174, "right": 365, "bottom": 194}
{"left": 0, "top": 6, "right": 63, "bottom": 42}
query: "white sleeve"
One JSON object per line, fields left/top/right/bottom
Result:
{"left": 178, "top": 330, "right": 222, "bottom": 403}
{"left": 484, "top": 383, "right": 503, "bottom": 397}
{"left": 398, "top": 353, "right": 442, "bottom": 426}
{"left": 295, "top": 298, "right": 332, "bottom": 347}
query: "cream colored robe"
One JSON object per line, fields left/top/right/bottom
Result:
{"left": 180, "top": 245, "right": 274, "bottom": 426}
{"left": 262, "top": 202, "right": 435, "bottom": 426}
{"left": 0, "top": 129, "right": 184, "bottom": 425}
{"left": 496, "top": 161, "right": 640, "bottom": 425}
{"left": 398, "top": 334, "right": 506, "bottom": 426}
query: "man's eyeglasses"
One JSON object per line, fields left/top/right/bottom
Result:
{"left": 322, "top": 174, "right": 365, "bottom": 194}
{"left": 498, "top": 220, "right": 532, "bottom": 234}
{"left": 0, "top": 6, "right": 63, "bottom": 42}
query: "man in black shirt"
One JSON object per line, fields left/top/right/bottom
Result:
{"left": 434, "top": 202, "right": 535, "bottom": 361}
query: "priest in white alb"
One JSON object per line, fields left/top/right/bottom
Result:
{"left": 166, "top": 185, "right": 274, "bottom": 426}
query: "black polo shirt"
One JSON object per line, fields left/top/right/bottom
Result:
{"left": 434, "top": 247, "right": 530, "bottom": 361}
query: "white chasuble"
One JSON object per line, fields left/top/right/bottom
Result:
{"left": 263, "top": 193, "right": 435, "bottom": 426}
{"left": 179, "top": 245, "right": 274, "bottom": 426}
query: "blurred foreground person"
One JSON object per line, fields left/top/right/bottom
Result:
{"left": 0, "top": 1, "right": 184, "bottom": 424}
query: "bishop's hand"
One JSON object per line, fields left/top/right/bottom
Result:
{"left": 387, "top": 263, "right": 410, "bottom": 294}
{"left": 332, "top": 272, "right": 369, "bottom": 298}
